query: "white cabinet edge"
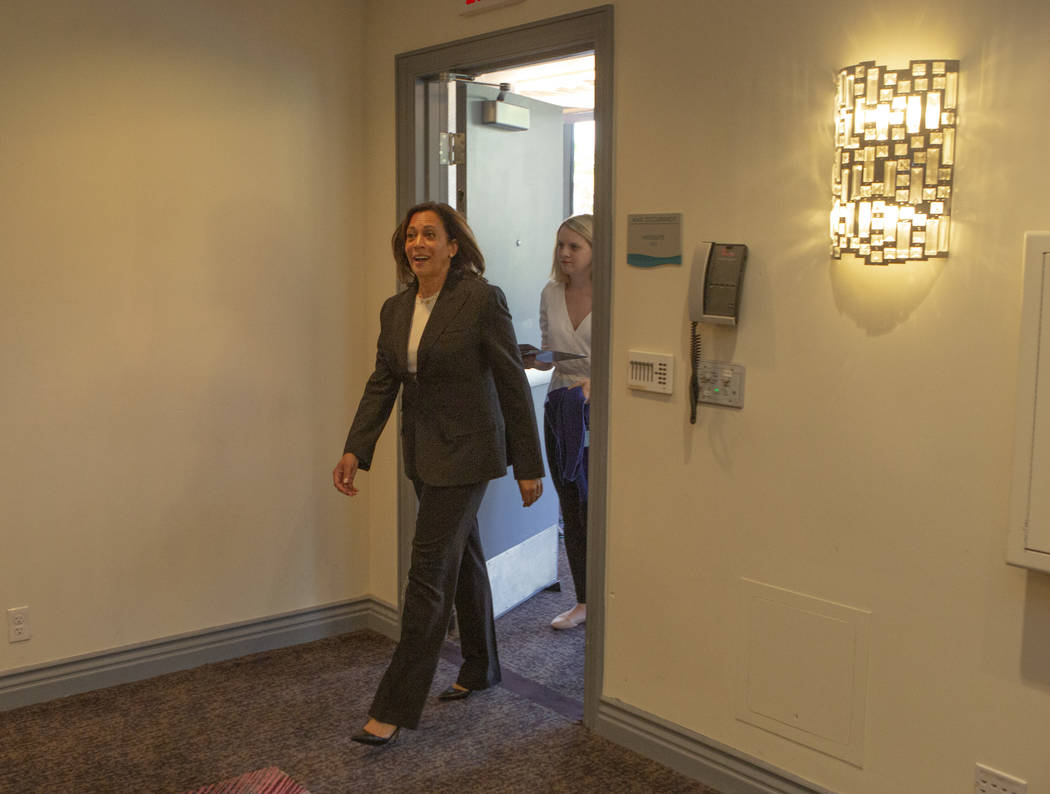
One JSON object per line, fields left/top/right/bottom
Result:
{"left": 1007, "top": 231, "right": 1050, "bottom": 573}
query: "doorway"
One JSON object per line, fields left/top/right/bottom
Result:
{"left": 444, "top": 69, "right": 572, "bottom": 624}
{"left": 393, "top": 6, "right": 613, "bottom": 728}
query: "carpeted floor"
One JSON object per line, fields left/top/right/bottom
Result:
{"left": 0, "top": 632, "right": 717, "bottom": 793}
{"left": 470, "top": 535, "right": 586, "bottom": 706}
{"left": 0, "top": 540, "right": 719, "bottom": 793}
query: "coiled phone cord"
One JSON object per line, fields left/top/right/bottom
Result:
{"left": 690, "top": 321, "right": 701, "bottom": 424}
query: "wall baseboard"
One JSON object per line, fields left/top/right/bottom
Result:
{"left": 596, "top": 697, "right": 831, "bottom": 794}
{"left": 0, "top": 597, "right": 400, "bottom": 712}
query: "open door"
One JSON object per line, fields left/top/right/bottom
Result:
{"left": 396, "top": 7, "right": 612, "bottom": 727}
{"left": 451, "top": 79, "right": 567, "bottom": 616}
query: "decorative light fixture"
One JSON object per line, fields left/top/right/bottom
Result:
{"left": 831, "top": 60, "right": 958, "bottom": 265}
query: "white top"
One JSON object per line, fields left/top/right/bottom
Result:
{"left": 539, "top": 281, "right": 591, "bottom": 392}
{"left": 407, "top": 291, "right": 439, "bottom": 373}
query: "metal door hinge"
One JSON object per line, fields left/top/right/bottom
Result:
{"left": 439, "top": 132, "right": 465, "bottom": 165}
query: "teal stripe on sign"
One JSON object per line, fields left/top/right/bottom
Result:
{"left": 627, "top": 253, "right": 682, "bottom": 268}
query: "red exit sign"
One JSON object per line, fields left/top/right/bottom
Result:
{"left": 461, "top": 0, "right": 525, "bottom": 15}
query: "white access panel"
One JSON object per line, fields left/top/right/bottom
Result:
{"left": 1007, "top": 231, "right": 1050, "bottom": 572}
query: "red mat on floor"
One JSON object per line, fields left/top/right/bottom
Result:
{"left": 183, "top": 766, "right": 310, "bottom": 794}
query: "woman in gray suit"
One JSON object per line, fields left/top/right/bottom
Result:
{"left": 333, "top": 202, "right": 545, "bottom": 745}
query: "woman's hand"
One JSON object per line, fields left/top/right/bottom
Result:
{"left": 517, "top": 478, "right": 543, "bottom": 507}
{"left": 333, "top": 452, "right": 360, "bottom": 496}
{"left": 573, "top": 377, "right": 591, "bottom": 403}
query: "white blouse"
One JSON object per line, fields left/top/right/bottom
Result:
{"left": 539, "top": 281, "right": 591, "bottom": 392}
{"left": 407, "top": 291, "right": 439, "bottom": 374}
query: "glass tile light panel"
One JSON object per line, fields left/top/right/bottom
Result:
{"left": 831, "top": 59, "right": 959, "bottom": 265}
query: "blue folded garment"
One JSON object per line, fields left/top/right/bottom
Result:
{"left": 545, "top": 386, "right": 589, "bottom": 498}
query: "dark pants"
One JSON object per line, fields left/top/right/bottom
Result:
{"left": 368, "top": 479, "right": 499, "bottom": 729}
{"left": 544, "top": 388, "right": 589, "bottom": 604}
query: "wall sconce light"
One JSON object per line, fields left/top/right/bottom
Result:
{"left": 831, "top": 60, "right": 958, "bottom": 265}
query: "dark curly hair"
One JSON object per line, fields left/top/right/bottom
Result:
{"left": 391, "top": 202, "right": 485, "bottom": 286}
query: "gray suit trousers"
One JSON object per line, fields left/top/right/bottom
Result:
{"left": 368, "top": 478, "right": 500, "bottom": 729}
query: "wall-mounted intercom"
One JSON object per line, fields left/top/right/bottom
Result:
{"left": 688, "top": 242, "right": 748, "bottom": 423}
{"left": 689, "top": 242, "right": 748, "bottom": 326}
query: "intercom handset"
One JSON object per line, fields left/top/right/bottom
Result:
{"left": 689, "top": 242, "right": 748, "bottom": 325}
{"left": 689, "top": 242, "right": 748, "bottom": 423}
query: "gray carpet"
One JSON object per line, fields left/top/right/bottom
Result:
{"left": 0, "top": 630, "right": 718, "bottom": 793}
{"left": 480, "top": 535, "right": 586, "bottom": 705}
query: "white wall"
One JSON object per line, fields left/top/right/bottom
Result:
{"left": 359, "top": 0, "right": 1050, "bottom": 791}
{"left": 0, "top": 0, "right": 371, "bottom": 670}
{"left": 3, "top": 0, "right": 1049, "bottom": 791}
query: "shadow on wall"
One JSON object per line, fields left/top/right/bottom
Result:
{"left": 1021, "top": 571, "right": 1050, "bottom": 692}
{"left": 830, "top": 255, "right": 946, "bottom": 336}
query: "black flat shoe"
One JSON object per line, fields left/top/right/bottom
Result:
{"left": 351, "top": 726, "right": 400, "bottom": 746}
{"left": 437, "top": 685, "right": 472, "bottom": 701}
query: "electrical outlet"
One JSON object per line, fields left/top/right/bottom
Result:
{"left": 697, "top": 359, "right": 745, "bottom": 408}
{"left": 7, "top": 606, "right": 30, "bottom": 643}
{"left": 976, "top": 763, "right": 1027, "bottom": 794}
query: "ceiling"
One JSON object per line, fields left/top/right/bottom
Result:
{"left": 476, "top": 53, "right": 595, "bottom": 112}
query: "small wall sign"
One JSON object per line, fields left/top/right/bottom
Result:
{"left": 627, "top": 213, "right": 683, "bottom": 267}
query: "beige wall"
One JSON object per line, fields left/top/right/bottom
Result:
{"left": 0, "top": 0, "right": 371, "bottom": 668}
{"left": 608, "top": 2, "right": 1049, "bottom": 792}
{"left": 4, "top": 0, "right": 1050, "bottom": 791}
{"left": 360, "top": 0, "right": 1050, "bottom": 791}
{"left": 608, "top": 3, "right": 1050, "bottom": 791}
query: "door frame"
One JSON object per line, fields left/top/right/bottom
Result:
{"left": 394, "top": 5, "right": 613, "bottom": 728}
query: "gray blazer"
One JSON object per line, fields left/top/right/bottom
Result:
{"left": 344, "top": 269, "right": 544, "bottom": 487}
